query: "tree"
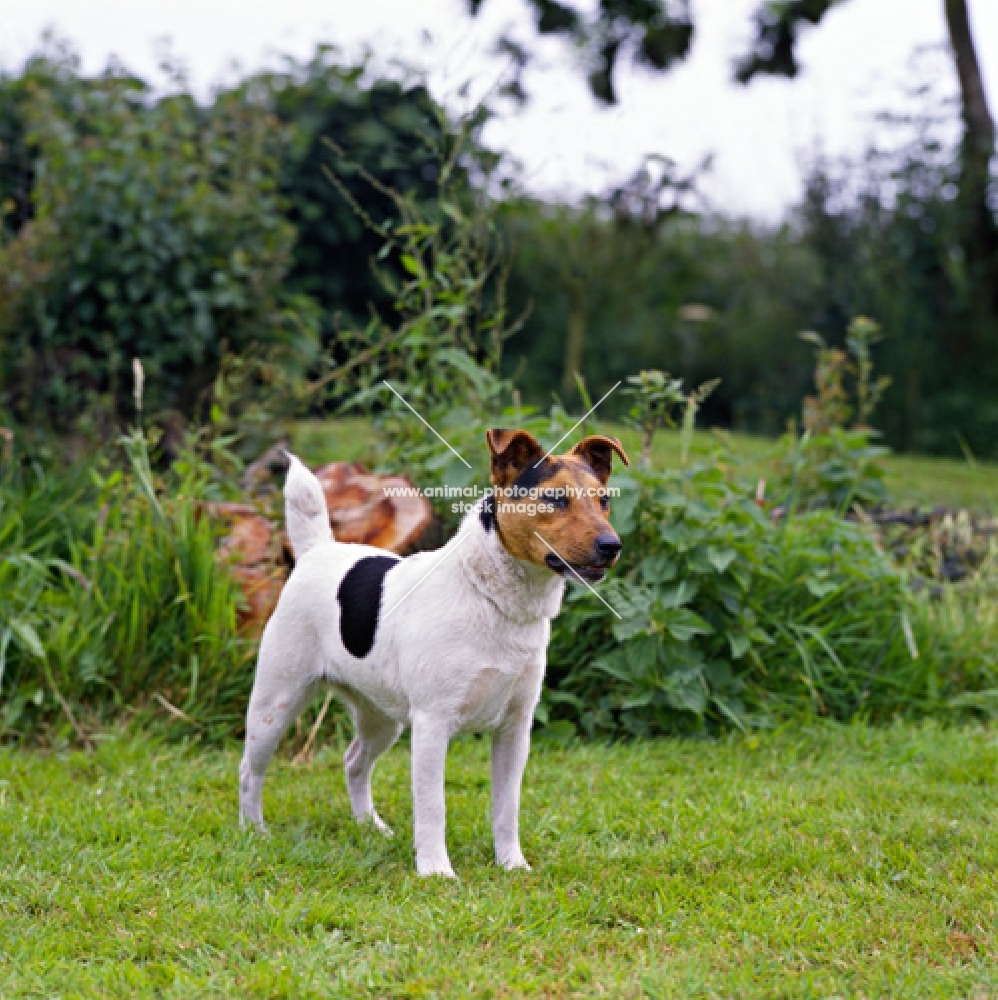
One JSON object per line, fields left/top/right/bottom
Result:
{"left": 0, "top": 64, "right": 304, "bottom": 425}
{"left": 471, "top": 0, "right": 996, "bottom": 372}
{"left": 240, "top": 49, "right": 454, "bottom": 337}
{"left": 942, "top": 0, "right": 998, "bottom": 318}
{"left": 738, "top": 1, "right": 996, "bottom": 315}
{"left": 467, "top": 0, "right": 693, "bottom": 104}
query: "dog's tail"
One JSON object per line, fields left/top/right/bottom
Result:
{"left": 284, "top": 452, "right": 333, "bottom": 558}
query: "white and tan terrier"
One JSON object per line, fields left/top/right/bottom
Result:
{"left": 239, "top": 429, "right": 629, "bottom": 877}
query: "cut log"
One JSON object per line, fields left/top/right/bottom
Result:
{"left": 313, "top": 461, "right": 433, "bottom": 553}
{"left": 213, "top": 462, "right": 432, "bottom": 633}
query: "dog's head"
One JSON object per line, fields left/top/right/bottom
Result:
{"left": 484, "top": 428, "right": 629, "bottom": 583}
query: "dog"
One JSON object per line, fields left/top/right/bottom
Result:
{"left": 239, "top": 428, "right": 629, "bottom": 877}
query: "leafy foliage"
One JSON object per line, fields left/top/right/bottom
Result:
{"left": 317, "top": 153, "right": 997, "bottom": 740}
{"left": 770, "top": 317, "right": 891, "bottom": 513}
{"left": 501, "top": 200, "right": 823, "bottom": 432}
{"left": 773, "top": 426, "right": 889, "bottom": 514}
{"left": 735, "top": 0, "right": 843, "bottom": 83}
{"left": 244, "top": 48, "right": 459, "bottom": 337}
{"left": 0, "top": 56, "right": 313, "bottom": 428}
{"left": 467, "top": 0, "right": 694, "bottom": 104}
{"left": 0, "top": 431, "right": 253, "bottom": 744}
{"left": 0, "top": 38, "right": 994, "bottom": 749}
{"left": 546, "top": 455, "right": 917, "bottom": 738}
{"left": 623, "top": 370, "right": 687, "bottom": 467}
{"left": 317, "top": 126, "right": 542, "bottom": 530}
{"left": 3, "top": 40, "right": 995, "bottom": 460}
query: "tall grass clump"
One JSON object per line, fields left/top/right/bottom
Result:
{"left": 0, "top": 429, "right": 253, "bottom": 745}
{"left": 910, "top": 541, "right": 998, "bottom": 715}
{"left": 0, "top": 457, "right": 96, "bottom": 740}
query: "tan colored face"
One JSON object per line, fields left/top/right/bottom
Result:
{"left": 485, "top": 429, "right": 630, "bottom": 583}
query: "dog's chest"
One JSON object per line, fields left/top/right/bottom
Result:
{"left": 456, "top": 665, "right": 525, "bottom": 731}
{"left": 452, "top": 620, "right": 548, "bottom": 732}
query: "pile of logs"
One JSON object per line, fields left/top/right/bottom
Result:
{"left": 867, "top": 506, "right": 996, "bottom": 585}
{"left": 213, "top": 460, "right": 432, "bottom": 632}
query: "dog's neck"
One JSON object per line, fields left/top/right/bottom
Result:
{"left": 452, "top": 502, "right": 566, "bottom": 624}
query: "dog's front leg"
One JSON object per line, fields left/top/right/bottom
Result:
{"left": 491, "top": 706, "right": 534, "bottom": 871}
{"left": 410, "top": 712, "right": 456, "bottom": 878}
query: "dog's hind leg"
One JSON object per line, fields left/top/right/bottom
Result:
{"left": 342, "top": 694, "right": 402, "bottom": 835}
{"left": 239, "top": 665, "right": 317, "bottom": 831}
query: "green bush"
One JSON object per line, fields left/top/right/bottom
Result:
{"left": 245, "top": 47, "right": 458, "bottom": 335}
{"left": 0, "top": 45, "right": 473, "bottom": 432}
{"left": 0, "top": 433, "right": 253, "bottom": 744}
{"left": 545, "top": 456, "right": 922, "bottom": 737}
{"left": 0, "top": 64, "right": 312, "bottom": 426}
{"left": 539, "top": 359, "right": 990, "bottom": 737}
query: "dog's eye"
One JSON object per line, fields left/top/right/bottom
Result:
{"left": 541, "top": 492, "right": 568, "bottom": 510}
{"left": 599, "top": 495, "right": 610, "bottom": 512}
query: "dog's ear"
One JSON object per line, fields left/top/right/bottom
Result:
{"left": 486, "top": 428, "right": 544, "bottom": 487}
{"left": 569, "top": 435, "right": 630, "bottom": 484}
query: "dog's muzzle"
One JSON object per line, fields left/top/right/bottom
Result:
{"left": 544, "top": 533, "right": 622, "bottom": 584}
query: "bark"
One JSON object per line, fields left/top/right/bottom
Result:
{"left": 945, "top": 0, "right": 995, "bottom": 164}
{"left": 944, "top": 0, "right": 998, "bottom": 317}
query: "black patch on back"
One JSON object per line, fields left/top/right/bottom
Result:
{"left": 480, "top": 492, "right": 496, "bottom": 532}
{"left": 337, "top": 555, "right": 399, "bottom": 658}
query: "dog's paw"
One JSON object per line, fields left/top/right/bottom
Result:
{"left": 361, "top": 812, "right": 394, "bottom": 837}
{"left": 417, "top": 857, "right": 458, "bottom": 879}
{"left": 239, "top": 812, "right": 269, "bottom": 835}
{"left": 498, "top": 851, "right": 532, "bottom": 872}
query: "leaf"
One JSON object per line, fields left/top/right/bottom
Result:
{"left": 664, "top": 669, "right": 707, "bottom": 715}
{"left": 9, "top": 619, "right": 45, "bottom": 660}
{"left": 659, "top": 523, "right": 692, "bottom": 548}
{"left": 658, "top": 579, "right": 698, "bottom": 609}
{"left": 806, "top": 578, "right": 840, "bottom": 598}
{"left": 728, "top": 634, "right": 751, "bottom": 660}
{"left": 621, "top": 690, "right": 656, "bottom": 709}
{"left": 640, "top": 553, "right": 677, "bottom": 584}
{"left": 713, "top": 694, "right": 748, "bottom": 731}
{"left": 609, "top": 478, "right": 640, "bottom": 534}
{"left": 400, "top": 253, "right": 423, "bottom": 277}
{"left": 707, "top": 546, "right": 737, "bottom": 573}
{"left": 664, "top": 609, "right": 713, "bottom": 642}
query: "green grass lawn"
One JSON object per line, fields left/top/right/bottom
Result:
{"left": 294, "top": 419, "right": 998, "bottom": 512}
{"left": 3, "top": 723, "right": 996, "bottom": 997}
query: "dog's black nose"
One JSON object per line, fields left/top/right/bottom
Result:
{"left": 595, "top": 534, "right": 622, "bottom": 562}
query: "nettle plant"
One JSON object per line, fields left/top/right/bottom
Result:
{"left": 543, "top": 369, "right": 915, "bottom": 739}
{"left": 774, "top": 317, "right": 892, "bottom": 513}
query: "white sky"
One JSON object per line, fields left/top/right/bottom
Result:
{"left": 1, "top": 0, "right": 995, "bottom": 219}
